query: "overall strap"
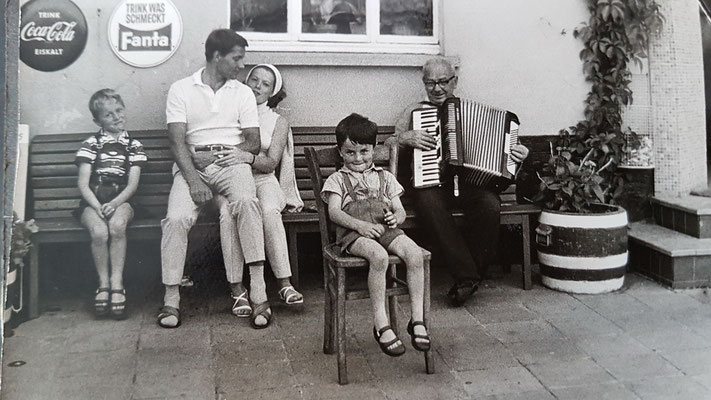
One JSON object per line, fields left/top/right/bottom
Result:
{"left": 377, "top": 170, "right": 386, "bottom": 200}
{"left": 340, "top": 171, "right": 358, "bottom": 202}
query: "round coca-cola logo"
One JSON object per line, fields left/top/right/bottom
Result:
{"left": 20, "top": 0, "right": 87, "bottom": 72}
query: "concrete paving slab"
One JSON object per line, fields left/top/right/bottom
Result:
{"left": 547, "top": 314, "right": 624, "bottom": 338}
{"left": 454, "top": 366, "right": 545, "bottom": 398}
{"left": 660, "top": 347, "right": 711, "bottom": 375}
{"left": 56, "top": 348, "right": 137, "bottom": 378}
{"left": 471, "top": 390, "right": 556, "bottom": 400}
{"left": 574, "top": 334, "right": 653, "bottom": 357}
{"left": 132, "top": 368, "right": 216, "bottom": 399}
{"left": 626, "top": 375, "right": 711, "bottom": 400}
{"left": 551, "top": 382, "right": 641, "bottom": 400}
{"left": 526, "top": 358, "right": 616, "bottom": 389}
{"left": 437, "top": 339, "right": 520, "bottom": 371}
{"left": 593, "top": 353, "right": 683, "bottom": 381}
{"left": 504, "top": 338, "right": 589, "bottom": 365}
{"left": 483, "top": 320, "right": 564, "bottom": 343}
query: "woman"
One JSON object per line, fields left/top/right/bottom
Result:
{"left": 212, "top": 64, "right": 304, "bottom": 329}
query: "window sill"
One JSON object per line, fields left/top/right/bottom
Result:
{"left": 245, "top": 51, "right": 458, "bottom": 67}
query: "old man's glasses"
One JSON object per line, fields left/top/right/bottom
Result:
{"left": 422, "top": 76, "right": 456, "bottom": 89}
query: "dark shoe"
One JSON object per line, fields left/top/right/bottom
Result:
{"left": 447, "top": 279, "right": 480, "bottom": 307}
{"left": 407, "top": 320, "right": 431, "bottom": 352}
{"left": 94, "top": 287, "right": 110, "bottom": 317}
{"left": 250, "top": 301, "right": 272, "bottom": 329}
{"left": 157, "top": 305, "right": 181, "bottom": 328}
{"left": 373, "top": 325, "right": 406, "bottom": 357}
{"left": 110, "top": 289, "right": 127, "bottom": 320}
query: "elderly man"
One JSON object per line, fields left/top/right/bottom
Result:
{"left": 386, "top": 58, "right": 529, "bottom": 306}
{"left": 158, "top": 29, "right": 269, "bottom": 328}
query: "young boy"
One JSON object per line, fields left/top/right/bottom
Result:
{"left": 321, "top": 113, "right": 430, "bottom": 357}
{"left": 75, "top": 89, "right": 147, "bottom": 319}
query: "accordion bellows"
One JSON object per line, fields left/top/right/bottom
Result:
{"left": 412, "top": 97, "right": 520, "bottom": 189}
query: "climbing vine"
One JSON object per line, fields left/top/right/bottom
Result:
{"left": 535, "top": 0, "right": 664, "bottom": 212}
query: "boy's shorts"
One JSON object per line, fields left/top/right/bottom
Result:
{"left": 337, "top": 227, "right": 405, "bottom": 255}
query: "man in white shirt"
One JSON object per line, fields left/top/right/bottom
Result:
{"left": 158, "top": 29, "right": 268, "bottom": 328}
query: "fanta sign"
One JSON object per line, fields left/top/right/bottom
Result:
{"left": 20, "top": 0, "right": 87, "bottom": 72}
{"left": 109, "top": 0, "right": 182, "bottom": 68}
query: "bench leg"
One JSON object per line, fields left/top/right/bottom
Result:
{"left": 28, "top": 244, "right": 40, "bottom": 319}
{"left": 323, "top": 259, "right": 335, "bottom": 355}
{"left": 522, "top": 216, "right": 532, "bottom": 290}
{"left": 287, "top": 227, "right": 299, "bottom": 289}
{"left": 387, "top": 264, "right": 399, "bottom": 336}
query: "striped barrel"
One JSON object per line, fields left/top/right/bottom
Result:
{"left": 4, "top": 260, "right": 20, "bottom": 324}
{"left": 536, "top": 205, "right": 628, "bottom": 294}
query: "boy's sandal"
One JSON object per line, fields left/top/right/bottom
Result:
{"left": 94, "top": 287, "right": 110, "bottom": 316}
{"left": 407, "top": 320, "right": 431, "bottom": 352}
{"left": 250, "top": 302, "right": 272, "bottom": 329}
{"left": 373, "top": 325, "right": 406, "bottom": 357}
{"left": 110, "top": 289, "right": 127, "bottom": 320}
{"left": 231, "top": 290, "right": 252, "bottom": 318}
{"left": 278, "top": 285, "right": 304, "bottom": 305}
{"left": 157, "top": 305, "right": 181, "bottom": 329}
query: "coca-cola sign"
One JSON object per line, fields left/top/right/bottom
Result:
{"left": 109, "top": 0, "right": 183, "bottom": 68}
{"left": 20, "top": 0, "right": 87, "bottom": 72}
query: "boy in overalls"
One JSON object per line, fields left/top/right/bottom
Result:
{"left": 321, "top": 113, "right": 430, "bottom": 357}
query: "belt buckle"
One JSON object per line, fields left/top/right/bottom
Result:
{"left": 210, "top": 144, "right": 224, "bottom": 152}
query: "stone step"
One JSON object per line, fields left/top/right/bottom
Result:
{"left": 628, "top": 221, "right": 711, "bottom": 289}
{"left": 651, "top": 194, "right": 711, "bottom": 238}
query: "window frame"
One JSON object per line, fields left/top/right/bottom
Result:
{"left": 228, "top": 0, "right": 441, "bottom": 54}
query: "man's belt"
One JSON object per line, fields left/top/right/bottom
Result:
{"left": 193, "top": 144, "right": 236, "bottom": 152}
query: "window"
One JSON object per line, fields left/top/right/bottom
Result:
{"left": 229, "top": 0, "right": 439, "bottom": 54}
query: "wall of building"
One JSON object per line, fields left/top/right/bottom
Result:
{"left": 19, "top": 0, "right": 592, "bottom": 138}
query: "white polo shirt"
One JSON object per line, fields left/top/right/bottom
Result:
{"left": 165, "top": 68, "right": 260, "bottom": 146}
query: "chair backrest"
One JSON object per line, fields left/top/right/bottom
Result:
{"left": 304, "top": 144, "right": 396, "bottom": 251}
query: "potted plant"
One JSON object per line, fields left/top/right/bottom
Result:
{"left": 304, "top": 0, "right": 362, "bottom": 34}
{"left": 5, "top": 213, "right": 39, "bottom": 327}
{"left": 532, "top": 0, "right": 663, "bottom": 294}
{"left": 232, "top": 0, "right": 266, "bottom": 31}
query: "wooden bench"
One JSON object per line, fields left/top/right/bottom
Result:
{"left": 26, "top": 126, "right": 540, "bottom": 319}
{"left": 25, "top": 127, "right": 395, "bottom": 319}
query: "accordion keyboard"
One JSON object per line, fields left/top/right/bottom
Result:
{"left": 412, "top": 106, "right": 442, "bottom": 188}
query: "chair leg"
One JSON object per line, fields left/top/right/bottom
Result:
{"left": 522, "top": 216, "right": 532, "bottom": 290}
{"left": 387, "top": 264, "right": 399, "bottom": 335}
{"left": 336, "top": 267, "right": 348, "bottom": 385}
{"left": 323, "top": 259, "right": 335, "bottom": 355}
{"left": 423, "top": 256, "right": 435, "bottom": 374}
{"left": 288, "top": 227, "right": 299, "bottom": 289}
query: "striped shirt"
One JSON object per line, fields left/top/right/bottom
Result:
{"left": 75, "top": 130, "right": 148, "bottom": 180}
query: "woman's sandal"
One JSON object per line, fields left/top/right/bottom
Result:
{"left": 157, "top": 305, "right": 181, "bottom": 328}
{"left": 373, "top": 325, "right": 406, "bottom": 357}
{"left": 250, "top": 302, "right": 272, "bottom": 329}
{"left": 407, "top": 320, "right": 431, "bottom": 352}
{"left": 278, "top": 285, "right": 304, "bottom": 305}
{"left": 231, "top": 290, "right": 252, "bottom": 318}
{"left": 94, "top": 287, "right": 110, "bottom": 316}
{"left": 110, "top": 289, "right": 127, "bottom": 320}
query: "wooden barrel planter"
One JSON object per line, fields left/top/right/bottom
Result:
{"left": 535, "top": 204, "right": 628, "bottom": 294}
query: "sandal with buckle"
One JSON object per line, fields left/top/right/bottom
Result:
{"left": 110, "top": 289, "right": 127, "bottom": 320}
{"left": 373, "top": 325, "right": 406, "bottom": 357}
{"left": 94, "top": 287, "right": 110, "bottom": 316}
{"left": 157, "top": 305, "right": 181, "bottom": 328}
{"left": 250, "top": 301, "right": 272, "bottom": 329}
{"left": 231, "top": 290, "right": 252, "bottom": 318}
{"left": 278, "top": 285, "right": 304, "bottom": 305}
{"left": 407, "top": 320, "right": 431, "bottom": 352}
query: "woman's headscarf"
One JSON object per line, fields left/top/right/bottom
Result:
{"left": 246, "top": 63, "right": 283, "bottom": 97}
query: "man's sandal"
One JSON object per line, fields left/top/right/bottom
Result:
{"left": 94, "top": 287, "right": 110, "bottom": 316}
{"left": 373, "top": 325, "right": 406, "bottom": 357}
{"left": 407, "top": 320, "right": 431, "bottom": 352}
{"left": 250, "top": 302, "right": 272, "bottom": 329}
{"left": 157, "top": 305, "right": 181, "bottom": 328}
{"left": 110, "top": 288, "right": 127, "bottom": 320}
{"left": 231, "top": 290, "right": 252, "bottom": 318}
{"left": 278, "top": 285, "right": 304, "bottom": 305}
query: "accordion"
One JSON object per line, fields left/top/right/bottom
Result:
{"left": 412, "top": 97, "right": 520, "bottom": 189}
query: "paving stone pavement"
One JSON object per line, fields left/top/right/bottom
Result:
{"left": 2, "top": 269, "right": 711, "bottom": 400}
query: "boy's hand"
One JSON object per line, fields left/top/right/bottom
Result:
{"left": 356, "top": 222, "right": 385, "bottom": 239}
{"left": 192, "top": 152, "right": 217, "bottom": 170}
{"left": 383, "top": 210, "right": 398, "bottom": 228}
{"left": 100, "top": 203, "right": 115, "bottom": 219}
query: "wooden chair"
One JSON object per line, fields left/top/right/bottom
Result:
{"left": 304, "top": 144, "right": 434, "bottom": 385}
